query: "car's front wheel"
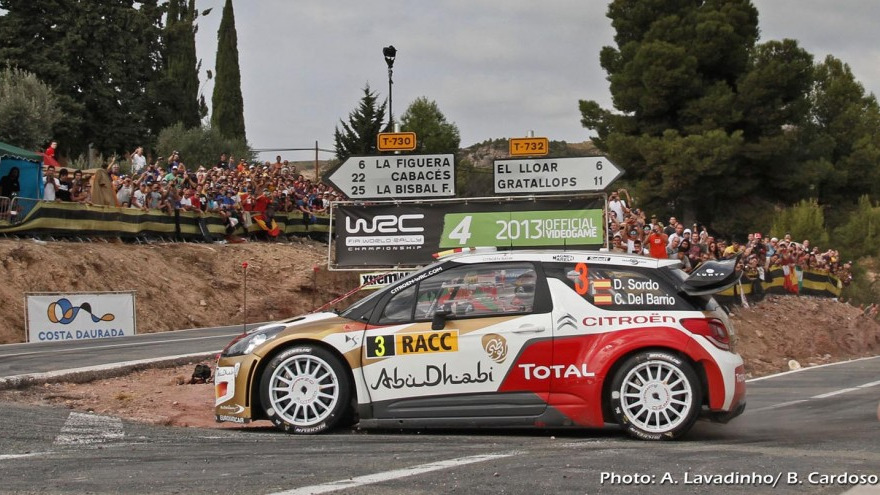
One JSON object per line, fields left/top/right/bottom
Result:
{"left": 609, "top": 351, "right": 702, "bottom": 440}
{"left": 260, "top": 345, "right": 352, "bottom": 434}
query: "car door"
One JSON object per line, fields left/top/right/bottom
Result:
{"left": 359, "top": 261, "right": 553, "bottom": 420}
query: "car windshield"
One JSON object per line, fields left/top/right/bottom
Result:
{"left": 340, "top": 262, "right": 444, "bottom": 320}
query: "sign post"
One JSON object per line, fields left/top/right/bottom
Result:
{"left": 493, "top": 156, "right": 623, "bottom": 195}
{"left": 325, "top": 154, "right": 456, "bottom": 200}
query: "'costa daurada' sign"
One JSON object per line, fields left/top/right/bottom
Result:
{"left": 26, "top": 292, "right": 137, "bottom": 343}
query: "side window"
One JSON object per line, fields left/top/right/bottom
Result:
{"left": 545, "top": 263, "right": 693, "bottom": 311}
{"left": 378, "top": 285, "right": 416, "bottom": 324}
{"left": 414, "top": 263, "right": 538, "bottom": 319}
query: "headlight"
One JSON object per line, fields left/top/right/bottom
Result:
{"left": 222, "top": 325, "right": 286, "bottom": 357}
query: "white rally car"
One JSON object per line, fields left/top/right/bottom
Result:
{"left": 215, "top": 250, "right": 746, "bottom": 440}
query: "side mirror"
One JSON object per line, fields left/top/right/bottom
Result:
{"left": 432, "top": 309, "right": 450, "bottom": 330}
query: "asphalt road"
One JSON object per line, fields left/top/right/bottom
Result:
{"left": 0, "top": 354, "right": 877, "bottom": 494}
{"left": 0, "top": 324, "right": 258, "bottom": 383}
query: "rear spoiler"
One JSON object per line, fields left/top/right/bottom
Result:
{"left": 680, "top": 255, "right": 742, "bottom": 296}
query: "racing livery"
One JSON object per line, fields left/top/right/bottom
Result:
{"left": 215, "top": 250, "right": 746, "bottom": 440}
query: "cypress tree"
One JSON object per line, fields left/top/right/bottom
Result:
{"left": 161, "top": 0, "right": 201, "bottom": 129}
{"left": 211, "top": 0, "right": 246, "bottom": 140}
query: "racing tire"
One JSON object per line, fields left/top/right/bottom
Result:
{"left": 609, "top": 351, "right": 702, "bottom": 441}
{"left": 260, "top": 345, "right": 352, "bottom": 434}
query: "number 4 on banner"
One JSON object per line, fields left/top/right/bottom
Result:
{"left": 448, "top": 216, "right": 473, "bottom": 245}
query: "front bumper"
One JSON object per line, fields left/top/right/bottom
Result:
{"left": 214, "top": 355, "right": 259, "bottom": 424}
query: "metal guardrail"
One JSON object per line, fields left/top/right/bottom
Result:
{"left": 0, "top": 196, "right": 40, "bottom": 225}
{"left": 0, "top": 195, "right": 18, "bottom": 223}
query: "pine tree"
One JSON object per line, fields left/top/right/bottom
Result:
{"left": 211, "top": 0, "right": 246, "bottom": 140}
{"left": 400, "top": 97, "right": 460, "bottom": 154}
{"left": 580, "top": 0, "right": 814, "bottom": 234}
{"left": 334, "top": 85, "right": 387, "bottom": 162}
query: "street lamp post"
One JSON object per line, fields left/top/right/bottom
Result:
{"left": 383, "top": 45, "right": 397, "bottom": 130}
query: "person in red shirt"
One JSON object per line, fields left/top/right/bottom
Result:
{"left": 646, "top": 223, "right": 669, "bottom": 259}
{"left": 45, "top": 141, "right": 57, "bottom": 160}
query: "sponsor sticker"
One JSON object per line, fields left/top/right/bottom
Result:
{"left": 482, "top": 334, "right": 508, "bottom": 363}
{"left": 214, "top": 363, "right": 240, "bottom": 406}
{"left": 365, "top": 330, "right": 459, "bottom": 359}
{"left": 370, "top": 362, "right": 493, "bottom": 390}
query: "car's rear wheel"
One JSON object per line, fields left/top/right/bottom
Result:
{"left": 609, "top": 351, "right": 701, "bottom": 440}
{"left": 260, "top": 345, "right": 351, "bottom": 434}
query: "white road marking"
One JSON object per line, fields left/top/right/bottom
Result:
{"left": 812, "top": 387, "right": 861, "bottom": 399}
{"left": 268, "top": 452, "right": 519, "bottom": 495}
{"left": 746, "top": 355, "right": 880, "bottom": 383}
{"left": 746, "top": 400, "right": 808, "bottom": 414}
{"left": 54, "top": 412, "right": 124, "bottom": 446}
{"left": 746, "top": 376, "right": 880, "bottom": 413}
{"left": 0, "top": 452, "right": 53, "bottom": 461}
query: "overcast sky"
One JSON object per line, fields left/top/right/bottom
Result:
{"left": 193, "top": 0, "right": 880, "bottom": 161}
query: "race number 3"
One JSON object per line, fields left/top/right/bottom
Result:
{"left": 366, "top": 335, "right": 396, "bottom": 358}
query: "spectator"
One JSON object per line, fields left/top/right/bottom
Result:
{"left": 43, "top": 165, "right": 59, "bottom": 201}
{"left": 116, "top": 177, "right": 134, "bottom": 207}
{"left": 146, "top": 182, "right": 162, "bottom": 210}
{"left": 610, "top": 233, "right": 626, "bottom": 253}
{"left": 667, "top": 223, "right": 685, "bottom": 249}
{"left": 646, "top": 223, "right": 668, "bottom": 259}
{"left": 676, "top": 244, "right": 693, "bottom": 273}
{"left": 607, "top": 189, "right": 630, "bottom": 226}
{"left": 664, "top": 216, "right": 678, "bottom": 236}
{"left": 1, "top": 166, "right": 21, "bottom": 199}
{"left": 217, "top": 152, "right": 229, "bottom": 170}
{"left": 56, "top": 168, "right": 72, "bottom": 202}
{"left": 70, "top": 170, "right": 87, "bottom": 203}
{"left": 45, "top": 140, "right": 57, "bottom": 161}
{"left": 687, "top": 231, "right": 704, "bottom": 266}
{"left": 131, "top": 146, "right": 147, "bottom": 174}
{"left": 631, "top": 239, "right": 646, "bottom": 256}
{"left": 667, "top": 236, "right": 681, "bottom": 259}
{"left": 0, "top": 166, "right": 20, "bottom": 219}
{"left": 90, "top": 161, "right": 117, "bottom": 207}
{"left": 132, "top": 182, "right": 148, "bottom": 210}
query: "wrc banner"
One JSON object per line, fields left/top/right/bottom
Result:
{"left": 26, "top": 292, "right": 137, "bottom": 343}
{"left": 332, "top": 196, "right": 606, "bottom": 269}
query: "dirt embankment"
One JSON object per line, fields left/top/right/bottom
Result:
{"left": 0, "top": 238, "right": 360, "bottom": 344}
{"left": 0, "top": 239, "right": 878, "bottom": 428}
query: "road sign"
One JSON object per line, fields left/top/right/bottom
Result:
{"left": 493, "top": 156, "right": 623, "bottom": 194}
{"left": 509, "top": 137, "right": 549, "bottom": 156}
{"left": 326, "top": 154, "right": 456, "bottom": 200}
{"left": 377, "top": 132, "right": 417, "bottom": 151}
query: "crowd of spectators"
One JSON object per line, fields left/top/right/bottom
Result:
{"left": 0, "top": 144, "right": 860, "bottom": 286}
{"left": 604, "top": 188, "right": 853, "bottom": 290}
{"left": 32, "top": 147, "right": 343, "bottom": 239}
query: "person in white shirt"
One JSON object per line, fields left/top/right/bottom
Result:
{"left": 132, "top": 182, "right": 148, "bottom": 210}
{"left": 43, "top": 166, "right": 60, "bottom": 201}
{"left": 131, "top": 146, "right": 147, "bottom": 174}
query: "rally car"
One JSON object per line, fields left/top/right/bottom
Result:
{"left": 215, "top": 249, "right": 746, "bottom": 440}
